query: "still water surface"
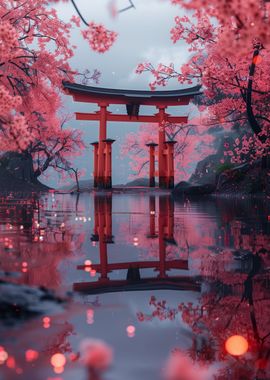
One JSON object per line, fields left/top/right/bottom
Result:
{"left": 0, "top": 192, "right": 269, "bottom": 380}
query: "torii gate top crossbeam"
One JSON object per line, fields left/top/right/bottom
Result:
{"left": 63, "top": 81, "right": 202, "bottom": 106}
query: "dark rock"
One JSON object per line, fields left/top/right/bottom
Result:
{"left": 187, "top": 148, "right": 270, "bottom": 196}
{"left": 189, "top": 154, "right": 220, "bottom": 185}
{"left": 0, "top": 152, "right": 49, "bottom": 192}
{"left": 1, "top": 151, "right": 35, "bottom": 182}
{"left": 173, "top": 182, "right": 216, "bottom": 197}
{"left": 216, "top": 160, "right": 270, "bottom": 195}
{"left": 0, "top": 281, "right": 66, "bottom": 325}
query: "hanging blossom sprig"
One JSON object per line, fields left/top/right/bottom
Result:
{"left": 82, "top": 22, "right": 118, "bottom": 53}
{"left": 69, "top": 0, "right": 136, "bottom": 53}
{"left": 136, "top": 62, "right": 193, "bottom": 90}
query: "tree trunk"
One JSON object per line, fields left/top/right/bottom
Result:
{"left": 246, "top": 45, "right": 269, "bottom": 169}
{"left": 75, "top": 170, "right": 80, "bottom": 192}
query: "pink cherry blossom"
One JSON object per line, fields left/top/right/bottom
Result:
{"left": 80, "top": 338, "right": 113, "bottom": 372}
{"left": 82, "top": 22, "right": 117, "bottom": 53}
{"left": 164, "top": 351, "right": 210, "bottom": 380}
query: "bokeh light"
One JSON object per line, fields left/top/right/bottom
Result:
{"left": 0, "top": 347, "right": 8, "bottom": 364}
{"left": 126, "top": 325, "right": 136, "bottom": 338}
{"left": 50, "top": 353, "right": 66, "bottom": 369}
{"left": 25, "top": 349, "right": 39, "bottom": 362}
{"left": 225, "top": 335, "right": 248, "bottom": 356}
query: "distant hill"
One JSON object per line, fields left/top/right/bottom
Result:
{"left": 124, "top": 178, "right": 156, "bottom": 187}
{"left": 58, "top": 179, "right": 94, "bottom": 192}
{"left": 58, "top": 177, "right": 155, "bottom": 192}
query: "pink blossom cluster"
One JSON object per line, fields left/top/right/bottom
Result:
{"left": 0, "top": 86, "right": 22, "bottom": 116}
{"left": 136, "top": 1, "right": 270, "bottom": 164}
{"left": 121, "top": 121, "right": 215, "bottom": 182}
{"left": 70, "top": 15, "right": 81, "bottom": 27}
{"left": 82, "top": 22, "right": 117, "bottom": 53}
{"left": 137, "top": 297, "right": 178, "bottom": 322}
{"left": 171, "top": 12, "right": 215, "bottom": 49}
{"left": 229, "top": 131, "right": 270, "bottom": 164}
{"left": 0, "top": 0, "right": 79, "bottom": 153}
{"left": 164, "top": 350, "right": 209, "bottom": 380}
{"left": 0, "top": 85, "right": 31, "bottom": 151}
{"left": 0, "top": 114, "right": 31, "bottom": 152}
{"left": 0, "top": 19, "right": 18, "bottom": 60}
{"left": 136, "top": 62, "right": 187, "bottom": 90}
{"left": 9, "top": 115, "right": 32, "bottom": 151}
{"left": 135, "top": 62, "right": 152, "bottom": 74}
{"left": 170, "top": 0, "right": 270, "bottom": 55}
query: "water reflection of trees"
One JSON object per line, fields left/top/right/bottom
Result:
{"left": 0, "top": 193, "right": 85, "bottom": 288}
{"left": 133, "top": 197, "right": 270, "bottom": 379}
{"left": 1, "top": 193, "right": 269, "bottom": 379}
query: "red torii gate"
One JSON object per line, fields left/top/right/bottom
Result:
{"left": 63, "top": 82, "right": 201, "bottom": 189}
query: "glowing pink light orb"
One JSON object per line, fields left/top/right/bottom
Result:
{"left": 126, "top": 325, "right": 136, "bottom": 337}
{"left": 225, "top": 335, "right": 248, "bottom": 356}
{"left": 50, "top": 353, "right": 66, "bottom": 368}
{"left": 90, "top": 269, "right": 97, "bottom": 277}
{"left": 43, "top": 317, "right": 50, "bottom": 324}
{"left": 0, "top": 349, "right": 8, "bottom": 364}
{"left": 25, "top": 349, "right": 39, "bottom": 362}
{"left": 54, "top": 366, "right": 64, "bottom": 374}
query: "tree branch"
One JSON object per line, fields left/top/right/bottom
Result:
{"left": 70, "top": 0, "right": 89, "bottom": 26}
{"left": 119, "top": 0, "right": 136, "bottom": 13}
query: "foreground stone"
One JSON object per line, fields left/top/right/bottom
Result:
{"left": 0, "top": 280, "right": 66, "bottom": 325}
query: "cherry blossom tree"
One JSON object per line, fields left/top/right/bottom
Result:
{"left": 136, "top": 1, "right": 270, "bottom": 167}
{"left": 121, "top": 120, "right": 215, "bottom": 181}
{"left": 0, "top": 0, "right": 119, "bottom": 177}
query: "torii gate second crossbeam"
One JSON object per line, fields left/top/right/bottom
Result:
{"left": 63, "top": 82, "right": 201, "bottom": 189}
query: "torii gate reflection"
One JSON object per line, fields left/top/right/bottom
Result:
{"left": 63, "top": 82, "right": 201, "bottom": 189}
{"left": 74, "top": 195, "right": 200, "bottom": 294}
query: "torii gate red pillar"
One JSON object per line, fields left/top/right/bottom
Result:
{"left": 164, "top": 141, "right": 177, "bottom": 189}
{"left": 157, "top": 106, "right": 167, "bottom": 188}
{"left": 97, "top": 103, "right": 108, "bottom": 189}
{"left": 91, "top": 142, "right": 99, "bottom": 188}
{"left": 103, "top": 139, "right": 115, "bottom": 189}
{"left": 146, "top": 143, "right": 158, "bottom": 187}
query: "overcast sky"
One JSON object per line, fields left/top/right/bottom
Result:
{"left": 43, "top": 0, "right": 196, "bottom": 187}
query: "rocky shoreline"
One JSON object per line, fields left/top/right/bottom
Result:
{"left": 173, "top": 160, "right": 270, "bottom": 198}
